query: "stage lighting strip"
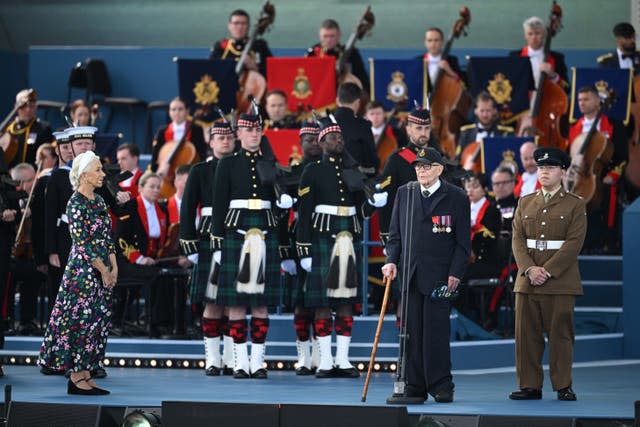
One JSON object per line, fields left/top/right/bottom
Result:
{"left": 0, "top": 355, "right": 397, "bottom": 373}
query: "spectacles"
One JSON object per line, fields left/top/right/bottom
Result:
{"left": 414, "top": 163, "right": 439, "bottom": 171}
{"left": 491, "top": 180, "right": 514, "bottom": 186}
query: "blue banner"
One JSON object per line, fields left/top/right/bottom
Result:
{"left": 482, "top": 136, "right": 529, "bottom": 188}
{"left": 569, "top": 67, "right": 633, "bottom": 124}
{"left": 467, "top": 57, "right": 534, "bottom": 123}
{"left": 176, "top": 58, "right": 239, "bottom": 122}
{"left": 368, "top": 58, "right": 425, "bottom": 111}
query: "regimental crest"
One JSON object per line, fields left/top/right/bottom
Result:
{"left": 594, "top": 79, "right": 609, "bottom": 98}
{"left": 386, "top": 71, "right": 409, "bottom": 103}
{"left": 193, "top": 74, "right": 220, "bottom": 106}
{"left": 499, "top": 149, "right": 519, "bottom": 174}
{"left": 487, "top": 73, "right": 513, "bottom": 104}
{"left": 292, "top": 68, "right": 313, "bottom": 100}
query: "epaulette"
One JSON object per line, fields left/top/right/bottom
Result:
{"left": 497, "top": 125, "right": 514, "bottom": 132}
{"left": 460, "top": 123, "right": 477, "bottom": 132}
{"left": 566, "top": 192, "right": 583, "bottom": 200}
{"left": 521, "top": 191, "right": 538, "bottom": 200}
{"left": 597, "top": 53, "right": 614, "bottom": 64}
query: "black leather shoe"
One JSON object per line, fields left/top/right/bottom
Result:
{"left": 334, "top": 367, "right": 360, "bottom": 378}
{"left": 386, "top": 392, "right": 426, "bottom": 405}
{"left": 90, "top": 367, "right": 107, "bottom": 379}
{"left": 233, "top": 369, "right": 250, "bottom": 379}
{"left": 315, "top": 368, "right": 335, "bottom": 378}
{"left": 433, "top": 389, "right": 454, "bottom": 403}
{"left": 509, "top": 388, "right": 542, "bottom": 400}
{"left": 222, "top": 366, "right": 234, "bottom": 376}
{"left": 89, "top": 384, "right": 111, "bottom": 395}
{"left": 557, "top": 387, "right": 577, "bottom": 401}
{"left": 295, "top": 366, "right": 314, "bottom": 376}
{"left": 205, "top": 366, "right": 221, "bottom": 376}
{"left": 40, "top": 366, "right": 65, "bottom": 376}
{"left": 67, "top": 379, "right": 102, "bottom": 396}
{"left": 251, "top": 368, "right": 268, "bottom": 379}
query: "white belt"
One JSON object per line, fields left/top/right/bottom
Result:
{"left": 229, "top": 199, "right": 272, "bottom": 210}
{"left": 314, "top": 204, "right": 356, "bottom": 216}
{"left": 527, "top": 239, "right": 565, "bottom": 251}
{"left": 200, "top": 207, "right": 212, "bottom": 216}
{"left": 56, "top": 214, "right": 69, "bottom": 226}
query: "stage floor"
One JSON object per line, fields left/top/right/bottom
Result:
{"left": 1, "top": 360, "right": 637, "bottom": 420}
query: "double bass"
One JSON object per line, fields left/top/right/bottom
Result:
{"left": 521, "top": 1, "right": 568, "bottom": 151}
{"left": 336, "top": 6, "right": 375, "bottom": 88}
{"left": 236, "top": 1, "right": 275, "bottom": 114}
{"left": 563, "top": 89, "right": 615, "bottom": 203}
{"left": 430, "top": 7, "right": 472, "bottom": 160}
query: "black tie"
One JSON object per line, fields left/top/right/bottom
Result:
{"left": 422, "top": 190, "right": 430, "bottom": 198}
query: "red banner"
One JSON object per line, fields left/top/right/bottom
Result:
{"left": 266, "top": 57, "right": 337, "bottom": 112}
{"left": 264, "top": 129, "right": 301, "bottom": 166}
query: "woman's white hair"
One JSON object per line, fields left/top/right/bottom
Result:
{"left": 69, "top": 151, "right": 100, "bottom": 190}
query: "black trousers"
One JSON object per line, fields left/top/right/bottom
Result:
{"left": 405, "top": 281, "right": 454, "bottom": 397}
{"left": 11, "top": 258, "right": 46, "bottom": 323}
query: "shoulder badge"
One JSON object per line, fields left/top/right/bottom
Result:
{"left": 497, "top": 125, "right": 514, "bottom": 132}
{"left": 379, "top": 175, "right": 392, "bottom": 190}
{"left": 119, "top": 214, "right": 131, "bottom": 221}
{"left": 298, "top": 186, "right": 310, "bottom": 197}
{"left": 460, "top": 123, "right": 477, "bottom": 132}
{"left": 597, "top": 53, "right": 614, "bottom": 63}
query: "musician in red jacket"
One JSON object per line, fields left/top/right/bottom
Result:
{"left": 116, "top": 143, "right": 142, "bottom": 198}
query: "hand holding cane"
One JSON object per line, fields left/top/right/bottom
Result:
{"left": 361, "top": 274, "right": 393, "bottom": 402}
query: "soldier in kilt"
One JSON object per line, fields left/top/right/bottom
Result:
{"left": 180, "top": 121, "right": 236, "bottom": 376}
{"left": 296, "top": 116, "right": 387, "bottom": 378}
{"left": 278, "top": 123, "right": 323, "bottom": 375}
{"left": 211, "top": 113, "right": 293, "bottom": 379}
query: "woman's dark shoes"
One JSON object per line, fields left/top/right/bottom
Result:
{"left": 91, "top": 367, "right": 107, "bottom": 378}
{"left": 67, "top": 378, "right": 101, "bottom": 396}
{"left": 557, "top": 387, "right": 577, "bottom": 401}
{"left": 509, "top": 388, "right": 542, "bottom": 400}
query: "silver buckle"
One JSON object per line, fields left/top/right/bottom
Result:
{"left": 536, "top": 240, "right": 547, "bottom": 251}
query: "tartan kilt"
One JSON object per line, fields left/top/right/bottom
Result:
{"left": 189, "top": 235, "right": 214, "bottom": 304}
{"left": 304, "top": 216, "right": 362, "bottom": 308}
{"left": 216, "top": 210, "right": 280, "bottom": 307}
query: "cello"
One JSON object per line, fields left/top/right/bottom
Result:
{"left": 521, "top": 1, "right": 568, "bottom": 151}
{"left": 236, "top": 1, "right": 275, "bottom": 114}
{"left": 430, "top": 7, "right": 472, "bottom": 160}
{"left": 563, "top": 89, "right": 615, "bottom": 203}
{"left": 156, "top": 128, "right": 200, "bottom": 199}
{"left": 336, "top": 6, "right": 375, "bottom": 89}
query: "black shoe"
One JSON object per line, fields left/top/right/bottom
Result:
{"left": 251, "top": 368, "right": 268, "bottom": 379}
{"left": 90, "top": 367, "right": 107, "bottom": 379}
{"left": 433, "top": 389, "right": 454, "bottom": 403}
{"left": 557, "top": 387, "right": 577, "bottom": 401}
{"left": 233, "top": 369, "right": 250, "bottom": 379}
{"left": 315, "top": 368, "right": 336, "bottom": 378}
{"left": 295, "top": 366, "right": 314, "bottom": 376}
{"left": 334, "top": 366, "right": 360, "bottom": 378}
{"left": 205, "top": 366, "right": 221, "bottom": 376}
{"left": 67, "top": 379, "right": 102, "bottom": 396}
{"left": 222, "top": 366, "right": 234, "bottom": 376}
{"left": 509, "top": 388, "right": 542, "bottom": 400}
{"left": 386, "top": 392, "right": 427, "bottom": 405}
{"left": 40, "top": 366, "right": 65, "bottom": 376}
{"left": 89, "top": 384, "right": 111, "bottom": 395}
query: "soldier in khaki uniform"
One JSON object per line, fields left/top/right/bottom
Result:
{"left": 509, "top": 147, "right": 587, "bottom": 402}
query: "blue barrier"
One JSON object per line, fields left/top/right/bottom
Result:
{"left": 623, "top": 197, "right": 640, "bottom": 358}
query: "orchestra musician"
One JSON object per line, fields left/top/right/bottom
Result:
{"left": 116, "top": 143, "right": 143, "bottom": 198}
{"left": 422, "top": 27, "right": 463, "bottom": 91}
{"left": 263, "top": 90, "right": 299, "bottom": 130}
{"left": 597, "top": 22, "right": 640, "bottom": 74}
{"left": 514, "top": 141, "right": 541, "bottom": 197}
{"left": 457, "top": 92, "right": 514, "bottom": 155}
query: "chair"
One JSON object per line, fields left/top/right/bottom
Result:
{"left": 36, "top": 100, "right": 66, "bottom": 128}
{"left": 144, "top": 100, "right": 170, "bottom": 153}
{"left": 66, "top": 59, "right": 147, "bottom": 143}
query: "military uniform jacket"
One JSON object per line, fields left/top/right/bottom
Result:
{"left": 277, "top": 158, "right": 311, "bottom": 259}
{"left": 471, "top": 199, "right": 502, "bottom": 270}
{"left": 295, "top": 154, "right": 372, "bottom": 254}
{"left": 386, "top": 180, "right": 471, "bottom": 295}
{"left": 5, "top": 118, "right": 53, "bottom": 168}
{"left": 151, "top": 122, "right": 207, "bottom": 171}
{"left": 210, "top": 148, "right": 279, "bottom": 250}
{"left": 43, "top": 166, "right": 73, "bottom": 260}
{"left": 306, "top": 43, "right": 370, "bottom": 93}
{"left": 598, "top": 50, "right": 640, "bottom": 75}
{"left": 179, "top": 158, "right": 218, "bottom": 255}
{"left": 457, "top": 122, "right": 514, "bottom": 154}
{"left": 115, "top": 196, "right": 168, "bottom": 264}
{"left": 333, "top": 107, "right": 379, "bottom": 175}
{"left": 496, "top": 194, "right": 518, "bottom": 232}
{"left": 512, "top": 189, "right": 587, "bottom": 295}
{"left": 210, "top": 37, "right": 272, "bottom": 77}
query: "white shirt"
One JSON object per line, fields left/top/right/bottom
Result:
{"left": 119, "top": 167, "right": 139, "bottom": 188}
{"left": 470, "top": 196, "right": 487, "bottom": 227}
{"left": 371, "top": 124, "right": 385, "bottom": 138}
{"left": 141, "top": 196, "right": 161, "bottom": 238}
{"left": 617, "top": 48, "right": 633, "bottom": 70}
{"left": 174, "top": 195, "right": 182, "bottom": 216}
{"left": 172, "top": 121, "right": 186, "bottom": 142}
{"left": 520, "top": 171, "right": 539, "bottom": 197}
{"left": 527, "top": 46, "right": 544, "bottom": 88}
{"left": 427, "top": 54, "right": 441, "bottom": 85}
{"left": 420, "top": 179, "right": 441, "bottom": 197}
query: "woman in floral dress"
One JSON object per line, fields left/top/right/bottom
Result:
{"left": 38, "top": 151, "right": 117, "bottom": 395}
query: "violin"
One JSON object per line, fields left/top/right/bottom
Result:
{"left": 563, "top": 89, "right": 615, "bottom": 203}
{"left": 337, "top": 6, "right": 375, "bottom": 89}
{"left": 521, "top": 1, "right": 568, "bottom": 151}
{"left": 430, "top": 7, "right": 472, "bottom": 160}
{"left": 236, "top": 1, "right": 275, "bottom": 114}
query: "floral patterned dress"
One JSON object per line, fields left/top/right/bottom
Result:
{"left": 38, "top": 191, "right": 116, "bottom": 373}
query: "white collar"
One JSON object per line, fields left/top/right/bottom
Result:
{"left": 471, "top": 196, "right": 487, "bottom": 211}
{"left": 528, "top": 46, "right": 544, "bottom": 57}
{"left": 172, "top": 121, "right": 186, "bottom": 130}
{"left": 522, "top": 170, "right": 538, "bottom": 179}
{"left": 421, "top": 179, "right": 441, "bottom": 196}
{"left": 371, "top": 124, "right": 386, "bottom": 135}
{"left": 141, "top": 195, "right": 155, "bottom": 210}
{"left": 428, "top": 53, "right": 441, "bottom": 62}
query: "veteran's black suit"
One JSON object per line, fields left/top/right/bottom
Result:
{"left": 386, "top": 180, "right": 471, "bottom": 398}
